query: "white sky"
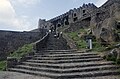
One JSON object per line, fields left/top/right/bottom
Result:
{"left": 0, "top": 0, "right": 107, "bottom": 31}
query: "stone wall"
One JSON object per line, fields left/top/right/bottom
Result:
{"left": 65, "top": 17, "right": 91, "bottom": 32}
{"left": 38, "top": 3, "right": 97, "bottom": 31}
{"left": 0, "top": 30, "right": 42, "bottom": 60}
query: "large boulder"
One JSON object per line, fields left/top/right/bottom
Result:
{"left": 100, "top": 28, "right": 119, "bottom": 45}
{"left": 105, "top": 47, "right": 120, "bottom": 63}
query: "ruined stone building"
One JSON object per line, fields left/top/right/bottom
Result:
{"left": 0, "top": 0, "right": 120, "bottom": 60}
{"left": 38, "top": 3, "right": 97, "bottom": 30}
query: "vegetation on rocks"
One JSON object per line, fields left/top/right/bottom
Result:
{"left": 66, "top": 28, "right": 106, "bottom": 52}
{"left": 9, "top": 44, "right": 33, "bottom": 59}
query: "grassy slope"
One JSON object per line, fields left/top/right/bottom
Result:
{"left": 9, "top": 44, "right": 33, "bottom": 59}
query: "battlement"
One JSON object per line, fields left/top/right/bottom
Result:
{"left": 48, "top": 3, "right": 97, "bottom": 23}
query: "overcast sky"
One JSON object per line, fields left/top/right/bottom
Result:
{"left": 0, "top": 0, "right": 107, "bottom": 31}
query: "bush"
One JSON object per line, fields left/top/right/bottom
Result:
{"left": 106, "top": 54, "right": 120, "bottom": 65}
{"left": 116, "top": 59, "right": 120, "bottom": 64}
{"left": 106, "top": 55, "right": 116, "bottom": 62}
{"left": 92, "top": 42, "right": 106, "bottom": 52}
{"left": 0, "top": 61, "right": 6, "bottom": 71}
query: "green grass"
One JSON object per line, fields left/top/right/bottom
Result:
{"left": 0, "top": 61, "right": 6, "bottom": 71}
{"left": 67, "top": 31, "right": 87, "bottom": 49}
{"left": 79, "top": 29, "right": 87, "bottom": 33}
{"left": 92, "top": 42, "right": 106, "bottom": 52}
{"left": 9, "top": 44, "right": 33, "bottom": 59}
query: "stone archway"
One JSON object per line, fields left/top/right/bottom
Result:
{"left": 73, "top": 13, "right": 78, "bottom": 22}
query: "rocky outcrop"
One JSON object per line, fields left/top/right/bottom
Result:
{"left": 64, "top": 0, "right": 120, "bottom": 44}
{"left": 91, "top": 1, "right": 120, "bottom": 44}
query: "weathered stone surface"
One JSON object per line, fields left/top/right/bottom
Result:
{"left": 110, "top": 47, "right": 120, "bottom": 60}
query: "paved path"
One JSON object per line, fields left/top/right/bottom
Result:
{"left": 0, "top": 71, "right": 50, "bottom": 79}
{"left": 0, "top": 71, "right": 120, "bottom": 79}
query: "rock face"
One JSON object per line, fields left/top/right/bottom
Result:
{"left": 0, "top": 30, "right": 42, "bottom": 60}
{"left": 91, "top": 0, "right": 120, "bottom": 44}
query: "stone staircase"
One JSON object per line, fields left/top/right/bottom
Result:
{"left": 8, "top": 50, "right": 120, "bottom": 79}
{"left": 43, "top": 33, "right": 69, "bottom": 50}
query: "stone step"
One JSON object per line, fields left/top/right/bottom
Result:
{"left": 26, "top": 58, "right": 103, "bottom": 64}
{"left": 42, "top": 50, "right": 77, "bottom": 52}
{"left": 33, "top": 55, "right": 101, "bottom": 60}
{"left": 15, "top": 64, "right": 119, "bottom": 74}
{"left": 9, "top": 68, "right": 120, "bottom": 78}
{"left": 79, "top": 76, "right": 120, "bottom": 79}
{"left": 34, "top": 53, "right": 98, "bottom": 57}
{"left": 22, "top": 61, "right": 114, "bottom": 69}
{"left": 36, "top": 50, "right": 81, "bottom": 55}
{"left": 57, "top": 70, "right": 120, "bottom": 79}
{"left": 35, "top": 52, "right": 78, "bottom": 55}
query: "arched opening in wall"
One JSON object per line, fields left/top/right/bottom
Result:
{"left": 83, "top": 10, "right": 86, "bottom": 16}
{"left": 45, "top": 26, "right": 47, "bottom": 28}
{"left": 73, "top": 17, "right": 78, "bottom": 22}
{"left": 57, "top": 24, "right": 61, "bottom": 27}
{"left": 117, "top": 22, "right": 120, "bottom": 29}
{"left": 74, "top": 13, "right": 77, "bottom": 17}
{"left": 64, "top": 21, "right": 69, "bottom": 25}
